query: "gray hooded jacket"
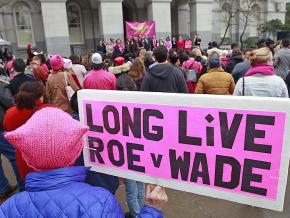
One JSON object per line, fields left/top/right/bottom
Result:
{"left": 141, "top": 63, "right": 189, "bottom": 93}
{"left": 274, "top": 48, "right": 290, "bottom": 80}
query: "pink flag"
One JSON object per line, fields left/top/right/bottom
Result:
{"left": 125, "top": 21, "right": 156, "bottom": 38}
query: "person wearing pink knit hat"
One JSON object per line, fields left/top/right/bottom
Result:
{"left": 0, "top": 107, "right": 167, "bottom": 218}
{"left": 46, "top": 55, "right": 79, "bottom": 114}
{"left": 50, "top": 55, "right": 64, "bottom": 71}
{"left": 63, "top": 58, "right": 81, "bottom": 89}
{"left": 63, "top": 58, "right": 72, "bottom": 70}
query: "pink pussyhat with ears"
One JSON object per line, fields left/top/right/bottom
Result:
{"left": 4, "top": 108, "right": 89, "bottom": 171}
{"left": 50, "top": 55, "right": 64, "bottom": 71}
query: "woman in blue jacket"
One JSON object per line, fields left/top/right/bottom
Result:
{"left": 0, "top": 107, "right": 167, "bottom": 218}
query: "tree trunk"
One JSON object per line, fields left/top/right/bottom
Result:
{"left": 220, "top": 17, "right": 232, "bottom": 46}
{"left": 240, "top": 15, "right": 249, "bottom": 49}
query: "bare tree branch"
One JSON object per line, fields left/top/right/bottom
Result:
{"left": 0, "top": 0, "right": 10, "bottom": 9}
{"left": 220, "top": 8, "right": 239, "bottom": 46}
{"left": 239, "top": 0, "right": 258, "bottom": 48}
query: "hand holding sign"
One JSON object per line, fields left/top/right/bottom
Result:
{"left": 145, "top": 185, "right": 168, "bottom": 211}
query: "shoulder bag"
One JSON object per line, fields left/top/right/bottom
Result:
{"left": 64, "top": 71, "right": 75, "bottom": 101}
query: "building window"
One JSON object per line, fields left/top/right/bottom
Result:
{"left": 13, "top": 2, "right": 35, "bottom": 48}
{"left": 67, "top": 4, "right": 83, "bottom": 44}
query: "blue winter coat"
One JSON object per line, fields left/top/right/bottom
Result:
{"left": 0, "top": 166, "right": 163, "bottom": 218}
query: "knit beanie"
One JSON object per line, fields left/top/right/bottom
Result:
{"left": 208, "top": 56, "right": 221, "bottom": 68}
{"left": 50, "top": 55, "right": 64, "bottom": 71}
{"left": 114, "top": 57, "right": 125, "bottom": 66}
{"left": 63, "top": 58, "right": 73, "bottom": 69}
{"left": 4, "top": 108, "right": 88, "bottom": 171}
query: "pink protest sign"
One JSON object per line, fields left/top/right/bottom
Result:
{"left": 82, "top": 100, "right": 285, "bottom": 201}
{"left": 125, "top": 21, "right": 156, "bottom": 38}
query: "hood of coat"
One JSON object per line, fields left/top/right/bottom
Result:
{"left": 25, "top": 166, "right": 89, "bottom": 192}
{"left": 148, "top": 63, "right": 175, "bottom": 79}
{"left": 208, "top": 67, "right": 225, "bottom": 73}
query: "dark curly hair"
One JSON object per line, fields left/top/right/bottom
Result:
{"left": 15, "top": 81, "right": 45, "bottom": 109}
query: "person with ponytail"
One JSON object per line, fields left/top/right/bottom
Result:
{"left": 3, "top": 81, "right": 50, "bottom": 181}
{"left": 233, "top": 47, "right": 288, "bottom": 97}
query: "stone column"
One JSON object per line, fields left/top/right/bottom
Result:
{"left": 98, "top": 0, "right": 124, "bottom": 40}
{"left": 40, "top": 0, "right": 70, "bottom": 57}
{"left": 147, "top": 0, "right": 172, "bottom": 39}
{"left": 178, "top": 4, "right": 190, "bottom": 38}
{"left": 189, "top": 0, "right": 213, "bottom": 47}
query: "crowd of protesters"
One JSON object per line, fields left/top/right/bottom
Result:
{"left": 0, "top": 34, "right": 289, "bottom": 217}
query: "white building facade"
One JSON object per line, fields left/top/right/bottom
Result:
{"left": 0, "top": 0, "right": 287, "bottom": 57}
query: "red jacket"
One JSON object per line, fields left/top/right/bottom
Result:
{"left": 177, "top": 40, "right": 184, "bottom": 49}
{"left": 3, "top": 101, "right": 50, "bottom": 180}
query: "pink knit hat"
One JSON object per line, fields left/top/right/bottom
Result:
{"left": 4, "top": 108, "right": 88, "bottom": 171}
{"left": 50, "top": 55, "right": 63, "bottom": 71}
{"left": 63, "top": 58, "right": 72, "bottom": 69}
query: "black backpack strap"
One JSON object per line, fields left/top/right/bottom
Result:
{"left": 242, "top": 77, "right": 245, "bottom": 96}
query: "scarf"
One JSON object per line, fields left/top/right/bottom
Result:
{"left": 165, "top": 41, "right": 172, "bottom": 50}
{"left": 118, "top": 44, "right": 124, "bottom": 53}
{"left": 245, "top": 64, "right": 274, "bottom": 77}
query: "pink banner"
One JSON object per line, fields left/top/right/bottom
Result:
{"left": 83, "top": 100, "right": 285, "bottom": 200}
{"left": 125, "top": 21, "right": 156, "bottom": 38}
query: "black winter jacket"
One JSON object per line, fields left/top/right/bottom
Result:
{"left": 0, "top": 80, "right": 14, "bottom": 131}
{"left": 226, "top": 55, "right": 243, "bottom": 74}
{"left": 7, "top": 73, "right": 33, "bottom": 96}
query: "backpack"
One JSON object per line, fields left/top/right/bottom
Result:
{"left": 184, "top": 61, "right": 198, "bottom": 83}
